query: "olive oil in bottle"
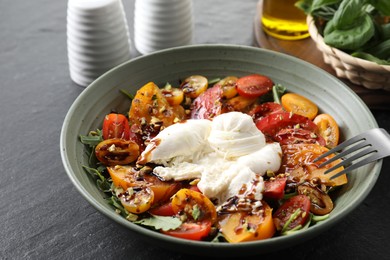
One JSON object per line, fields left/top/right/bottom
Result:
{"left": 261, "top": 0, "right": 309, "bottom": 40}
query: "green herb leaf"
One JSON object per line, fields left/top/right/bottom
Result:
{"left": 135, "top": 215, "right": 182, "bottom": 231}
{"left": 312, "top": 213, "right": 330, "bottom": 222}
{"left": 324, "top": 13, "right": 375, "bottom": 50}
{"left": 79, "top": 129, "right": 103, "bottom": 148}
{"left": 272, "top": 84, "right": 286, "bottom": 104}
{"left": 369, "top": 0, "right": 390, "bottom": 15}
{"left": 352, "top": 51, "right": 390, "bottom": 65}
{"left": 281, "top": 208, "right": 301, "bottom": 234}
{"left": 282, "top": 213, "right": 313, "bottom": 235}
{"left": 120, "top": 89, "right": 134, "bottom": 100}
{"left": 333, "top": 0, "right": 366, "bottom": 29}
{"left": 208, "top": 78, "right": 221, "bottom": 85}
{"left": 192, "top": 205, "right": 201, "bottom": 221}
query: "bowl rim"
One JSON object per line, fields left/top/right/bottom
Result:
{"left": 60, "top": 44, "right": 382, "bottom": 256}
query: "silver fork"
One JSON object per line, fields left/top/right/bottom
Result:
{"left": 314, "top": 128, "right": 390, "bottom": 179}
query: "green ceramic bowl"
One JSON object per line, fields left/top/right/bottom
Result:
{"left": 60, "top": 44, "right": 381, "bottom": 256}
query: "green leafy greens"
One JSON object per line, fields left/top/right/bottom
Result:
{"left": 297, "top": 0, "right": 390, "bottom": 65}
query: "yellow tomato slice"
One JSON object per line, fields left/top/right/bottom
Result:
{"left": 180, "top": 75, "right": 208, "bottom": 98}
{"left": 171, "top": 188, "right": 217, "bottom": 224}
{"left": 107, "top": 165, "right": 181, "bottom": 204}
{"left": 118, "top": 186, "right": 154, "bottom": 214}
{"left": 313, "top": 114, "right": 340, "bottom": 148}
{"left": 216, "top": 76, "right": 238, "bottom": 99}
{"left": 161, "top": 87, "right": 184, "bottom": 106}
{"left": 218, "top": 201, "right": 275, "bottom": 243}
{"left": 281, "top": 93, "right": 318, "bottom": 120}
{"left": 107, "top": 165, "right": 138, "bottom": 190}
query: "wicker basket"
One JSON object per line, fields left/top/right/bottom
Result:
{"left": 307, "top": 16, "right": 390, "bottom": 91}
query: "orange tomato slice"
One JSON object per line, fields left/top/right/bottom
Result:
{"left": 281, "top": 93, "right": 318, "bottom": 120}
{"left": 128, "top": 82, "right": 185, "bottom": 129}
{"left": 218, "top": 201, "right": 275, "bottom": 243}
{"left": 313, "top": 113, "right": 340, "bottom": 148}
{"left": 171, "top": 188, "right": 217, "bottom": 224}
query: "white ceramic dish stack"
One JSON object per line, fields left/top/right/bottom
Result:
{"left": 67, "top": 0, "right": 131, "bottom": 87}
{"left": 134, "top": 0, "right": 193, "bottom": 55}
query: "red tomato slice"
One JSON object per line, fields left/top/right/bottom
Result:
{"left": 190, "top": 84, "right": 223, "bottom": 119}
{"left": 102, "top": 113, "right": 130, "bottom": 140}
{"left": 263, "top": 177, "right": 287, "bottom": 199}
{"left": 162, "top": 221, "right": 212, "bottom": 241}
{"left": 274, "top": 128, "right": 326, "bottom": 146}
{"left": 273, "top": 195, "right": 311, "bottom": 232}
{"left": 248, "top": 102, "right": 284, "bottom": 121}
{"left": 255, "top": 111, "right": 319, "bottom": 139}
{"left": 149, "top": 202, "right": 175, "bottom": 216}
{"left": 236, "top": 74, "right": 274, "bottom": 98}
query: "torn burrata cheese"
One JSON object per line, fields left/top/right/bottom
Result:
{"left": 137, "top": 112, "right": 282, "bottom": 205}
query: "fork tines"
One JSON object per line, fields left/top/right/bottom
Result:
{"left": 314, "top": 128, "right": 389, "bottom": 180}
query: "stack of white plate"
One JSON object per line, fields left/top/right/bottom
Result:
{"left": 134, "top": 0, "right": 193, "bottom": 55}
{"left": 67, "top": 0, "right": 131, "bottom": 87}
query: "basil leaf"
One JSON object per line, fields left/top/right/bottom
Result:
{"left": 332, "top": 0, "right": 366, "bottom": 29}
{"left": 311, "top": 0, "right": 342, "bottom": 13}
{"left": 369, "top": 0, "right": 390, "bottom": 15}
{"left": 367, "top": 39, "right": 390, "bottom": 60}
{"left": 324, "top": 13, "right": 375, "bottom": 50}
{"left": 352, "top": 52, "right": 390, "bottom": 65}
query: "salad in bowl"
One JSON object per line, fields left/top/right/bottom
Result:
{"left": 80, "top": 73, "right": 347, "bottom": 243}
{"left": 61, "top": 45, "right": 380, "bottom": 256}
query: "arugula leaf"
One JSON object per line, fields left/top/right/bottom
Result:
{"left": 82, "top": 165, "right": 111, "bottom": 192}
{"left": 79, "top": 129, "right": 103, "bottom": 148}
{"left": 135, "top": 215, "right": 182, "bottom": 231}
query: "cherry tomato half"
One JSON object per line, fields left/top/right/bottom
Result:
{"left": 236, "top": 74, "right": 274, "bottom": 98}
{"left": 273, "top": 195, "right": 311, "bottom": 232}
{"left": 95, "top": 139, "right": 140, "bottom": 166}
{"left": 180, "top": 75, "right": 208, "bottom": 99}
{"left": 149, "top": 202, "right": 175, "bottom": 216}
{"left": 162, "top": 220, "right": 212, "bottom": 241}
{"left": 313, "top": 114, "right": 340, "bottom": 148}
{"left": 102, "top": 113, "right": 130, "bottom": 140}
{"left": 171, "top": 188, "right": 217, "bottom": 224}
{"left": 117, "top": 186, "right": 154, "bottom": 214}
{"left": 297, "top": 182, "right": 334, "bottom": 215}
{"left": 215, "top": 76, "right": 238, "bottom": 99}
{"left": 263, "top": 177, "right": 287, "bottom": 199}
{"left": 281, "top": 93, "right": 318, "bottom": 120}
{"left": 161, "top": 87, "right": 184, "bottom": 106}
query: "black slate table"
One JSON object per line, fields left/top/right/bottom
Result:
{"left": 1, "top": 0, "right": 389, "bottom": 259}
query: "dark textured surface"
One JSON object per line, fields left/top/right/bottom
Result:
{"left": 0, "top": 0, "right": 389, "bottom": 259}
